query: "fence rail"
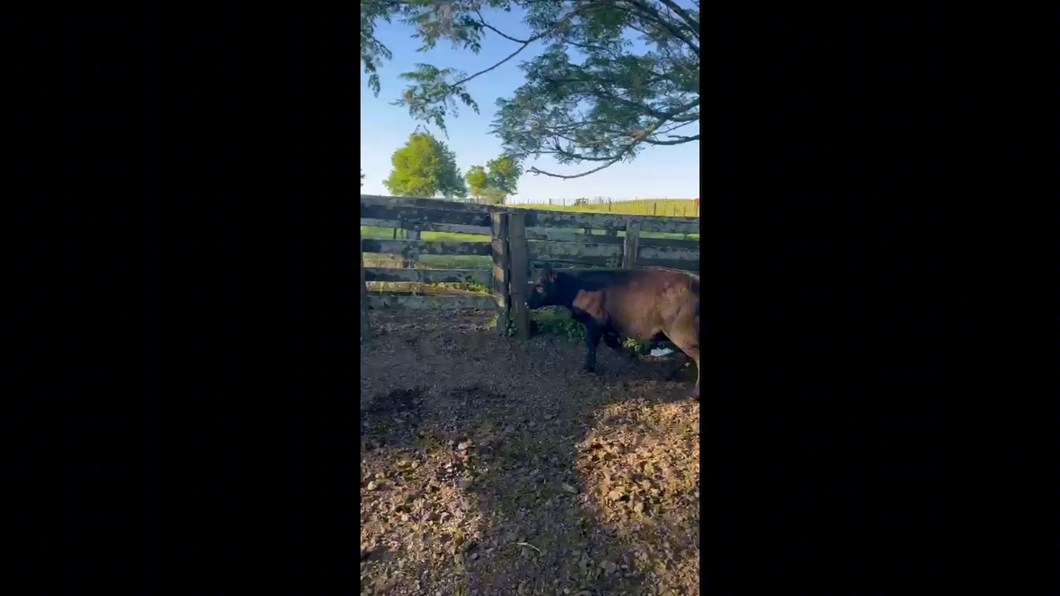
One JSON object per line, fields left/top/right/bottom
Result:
{"left": 360, "top": 195, "right": 699, "bottom": 341}
{"left": 363, "top": 267, "right": 493, "bottom": 285}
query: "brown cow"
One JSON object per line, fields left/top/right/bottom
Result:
{"left": 526, "top": 266, "right": 700, "bottom": 400}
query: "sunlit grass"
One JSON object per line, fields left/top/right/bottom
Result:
{"left": 511, "top": 198, "right": 698, "bottom": 218}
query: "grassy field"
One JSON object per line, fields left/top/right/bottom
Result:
{"left": 362, "top": 226, "right": 491, "bottom": 243}
{"left": 512, "top": 198, "right": 698, "bottom": 218}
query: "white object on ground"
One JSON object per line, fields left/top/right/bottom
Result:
{"left": 650, "top": 348, "right": 674, "bottom": 357}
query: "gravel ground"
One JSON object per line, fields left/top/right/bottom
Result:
{"left": 361, "top": 310, "right": 700, "bottom": 596}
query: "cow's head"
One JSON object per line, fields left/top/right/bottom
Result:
{"left": 527, "top": 266, "right": 562, "bottom": 309}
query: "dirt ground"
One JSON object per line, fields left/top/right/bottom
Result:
{"left": 360, "top": 310, "right": 700, "bottom": 596}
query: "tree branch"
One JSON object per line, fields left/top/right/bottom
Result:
{"left": 529, "top": 154, "right": 628, "bottom": 179}
{"left": 450, "top": 5, "right": 590, "bottom": 88}
{"left": 642, "top": 134, "right": 699, "bottom": 146}
{"left": 658, "top": 0, "right": 700, "bottom": 37}
{"left": 474, "top": 10, "right": 531, "bottom": 43}
{"left": 618, "top": 0, "right": 700, "bottom": 56}
{"left": 451, "top": 42, "right": 532, "bottom": 87}
{"left": 525, "top": 95, "right": 699, "bottom": 179}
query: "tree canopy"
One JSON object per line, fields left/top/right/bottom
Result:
{"left": 466, "top": 156, "right": 522, "bottom": 204}
{"left": 361, "top": 1, "right": 700, "bottom": 179}
{"left": 383, "top": 132, "right": 468, "bottom": 199}
{"left": 465, "top": 165, "right": 489, "bottom": 198}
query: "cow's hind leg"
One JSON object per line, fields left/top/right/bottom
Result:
{"left": 666, "top": 351, "right": 690, "bottom": 380}
{"left": 665, "top": 327, "right": 700, "bottom": 401}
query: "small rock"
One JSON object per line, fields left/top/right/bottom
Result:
{"left": 457, "top": 477, "right": 473, "bottom": 489}
{"left": 366, "top": 481, "right": 377, "bottom": 491}
{"left": 401, "top": 513, "right": 410, "bottom": 522}
{"left": 608, "top": 489, "right": 623, "bottom": 501}
{"left": 560, "top": 483, "right": 578, "bottom": 494}
{"left": 504, "top": 424, "right": 516, "bottom": 434}
{"left": 470, "top": 552, "right": 479, "bottom": 560}
{"left": 600, "top": 560, "right": 618, "bottom": 574}
{"left": 457, "top": 441, "right": 471, "bottom": 451}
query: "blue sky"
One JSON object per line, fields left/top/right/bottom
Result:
{"left": 360, "top": 6, "right": 700, "bottom": 202}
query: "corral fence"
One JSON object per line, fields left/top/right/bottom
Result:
{"left": 359, "top": 195, "right": 699, "bottom": 341}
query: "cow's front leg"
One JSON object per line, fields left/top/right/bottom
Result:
{"left": 584, "top": 324, "right": 603, "bottom": 373}
{"left": 603, "top": 332, "right": 636, "bottom": 359}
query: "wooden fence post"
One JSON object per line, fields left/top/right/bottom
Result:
{"left": 491, "top": 212, "right": 510, "bottom": 335}
{"left": 622, "top": 218, "right": 640, "bottom": 269}
{"left": 508, "top": 211, "right": 531, "bottom": 341}
{"left": 360, "top": 239, "right": 372, "bottom": 342}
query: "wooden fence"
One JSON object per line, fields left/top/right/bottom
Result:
{"left": 359, "top": 195, "right": 699, "bottom": 341}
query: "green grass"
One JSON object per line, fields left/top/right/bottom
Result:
{"left": 362, "top": 252, "right": 492, "bottom": 270}
{"left": 362, "top": 225, "right": 697, "bottom": 246}
{"left": 578, "top": 228, "right": 699, "bottom": 241}
{"left": 511, "top": 198, "right": 698, "bottom": 218}
{"left": 530, "top": 308, "right": 588, "bottom": 343}
{"left": 360, "top": 226, "right": 491, "bottom": 243}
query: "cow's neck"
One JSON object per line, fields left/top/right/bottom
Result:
{"left": 556, "top": 272, "right": 584, "bottom": 311}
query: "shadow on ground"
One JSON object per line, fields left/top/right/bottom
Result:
{"left": 360, "top": 311, "right": 700, "bottom": 596}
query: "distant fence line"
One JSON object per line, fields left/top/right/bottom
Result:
{"left": 449, "top": 195, "right": 700, "bottom": 217}
{"left": 359, "top": 194, "right": 700, "bottom": 341}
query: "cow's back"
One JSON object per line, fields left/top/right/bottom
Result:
{"left": 569, "top": 269, "right": 697, "bottom": 341}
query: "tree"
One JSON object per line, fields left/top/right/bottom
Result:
{"left": 361, "top": 1, "right": 699, "bottom": 179}
{"left": 484, "top": 156, "right": 521, "bottom": 197}
{"left": 383, "top": 132, "right": 468, "bottom": 199}
{"left": 465, "top": 165, "right": 489, "bottom": 198}
{"left": 465, "top": 156, "right": 523, "bottom": 204}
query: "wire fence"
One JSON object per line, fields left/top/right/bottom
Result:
{"left": 450, "top": 196, "right": 700, "bottom": 217}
